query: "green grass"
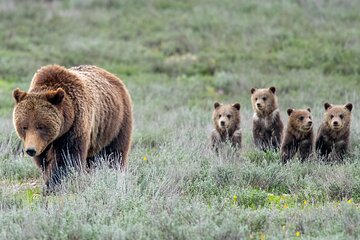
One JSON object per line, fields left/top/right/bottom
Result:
{"left": 1, "top": 0, "right": 360, "bottom": 239}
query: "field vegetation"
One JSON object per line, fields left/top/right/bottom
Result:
{"left": 1, "top": 0, "right": 360, "bottom": 239}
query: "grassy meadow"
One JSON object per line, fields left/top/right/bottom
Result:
{"left": 1, "top": 0, "right": 360, "bottom": 239}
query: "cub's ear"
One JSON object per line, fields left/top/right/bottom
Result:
{"left": 307, "top": 108, "right": 311, "bottom": 113}
{"left": 214, "top": 102, "right": 221, "bottom": 109}
{"left": 46, "top": 88, "right": 65, "bottom": 105}
{"left": 345, "top": 103, "right": 353, "bottom": 112}
{"left": 269, "top": 86, "right": 276, "bottom": 94}
{"left": 232, "top": 103, "right": 241, "bottom": 111}
{"left": 250, "top": 88, "right": 256, "bottom": 94}
{"left": 13, "top": 88, "right": 27, "bottom": 103}
{"left": 287, "top": 109, "right": 294, "bottom": 116}
{"left": 324, "top": 102, "right": 332, "bottom": 110}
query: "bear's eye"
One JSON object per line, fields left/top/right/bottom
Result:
{"left": 22, "top": 126, "right": 28, "bottom": 131}
{"left": 330, "top": 115, "right": 334, "bottom": 119}
{"left": 218, "top": 114, "right": 221, "bottom": 118}
{"left": 255, "top": 98, "right": 258, "bottom": 101}
{"left": 299, "top": 116, "right": 304, "bottom": 121}
{"left": 262, "top": 97, "right": 267, "bottom": 101}
{"left": 339, "top": 114, "right": 344, "bottom": 119}
{"left": 36, "top": 125, "right": 45, "bottom": 131}
{"left": 309, "top": 116, "right": 312, "bottom": 120}
{"left": 227, "top": 114, "right": 231, "bottom": 118}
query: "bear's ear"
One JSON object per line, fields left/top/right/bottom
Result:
{"left": 214, "top": 102, "right": 221, "bottom": 109}
{"left": 250, "top": 88, "right": 256, "bottom": 94}
{"left": 13, "top": 88, "right": 27, "bottom": 103}
{"left": 232, "top": 103, "right": 241, "bottom": 111}
{"left": 269, "top": 86, "right": 276, "bottom": 94}
{"left": 46, "top": 88, "right": 65, "bottom": 105}
{"left": 345, "top": 103, "right": 353, "bottom": 112}
{"left": 324, "top": 102, "right": 332, "bottom": 110}
{"left": 307, "top": 108, "right": 311, "bottom": 113}
{"left": 287, "top": 109, "right": 293, "bottom": 116}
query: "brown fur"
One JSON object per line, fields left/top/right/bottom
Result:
{"left": 315, "top": 103, "right": 352, "bottom": 161}
{"left": 211, "top": 102, "right": 241, "bottom": 151}
{"left": 251, "top": 86, "right": 284, "bottom": 150}
{"left": 13, "top": 65, "right": 133, "bottom": 191}
{"left": 281, "top": 108, "right": 313, "bottom": 163}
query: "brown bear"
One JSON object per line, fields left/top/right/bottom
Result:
{"left": 210, "top": 102, "right": 242, "bottom": 151}
{"left": 315, "top": 103, "right": 353, "bottom": 161}
{"left": 251, "top": 86, "right": 284, "bottom": 151}
{"left": 12, "top": 65, "right": 133, "bottom": 191}
{"left": 280, "top": 108, "right": 313, "bottom": 163}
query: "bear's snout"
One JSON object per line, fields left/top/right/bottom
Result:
{"left": 24, "top": 133, "right": 47, "bottom": 157}
{"left": 303, "top": 120, "right": 312, "bottom": 129}
{"left": 25, "top": 148, "right": 37, "bottom": 157}
{"left": 219, "top": 118, "right": 229, "bottom": 129}
{"left": 256, "top": 102, "right": 262, "bottom": 108}
{"left": 255, "top": 102, "right": 264, "bottom": 111}
{"left": 330, "top": 119, "right": 343, "bottom": 130}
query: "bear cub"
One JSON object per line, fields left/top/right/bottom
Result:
{"left": 281, "top": 108, "right": 313, "bottom": 163}
{"left": 315, "top": 103, "right": 353, "bottom": 161}
{"left": 251, "top": 86, "right": 284, "bottom": 151}
{"left": 211, "top": 102, "right": 242, "bottom": 151}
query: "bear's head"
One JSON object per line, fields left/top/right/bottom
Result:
{"left": 287, "top": 108, "right": 313, "bottom": 133}
{"left": 12, "top": 88, "right": 70, "bottom": 157}
{"left": 323, "top": 103, "right": 352, "bottom": 131}
{"left": 250, "top": 86, "right": 278, "bottom": 115}
{"left": 212, "top": 102, "right": 241, "bottom": 132}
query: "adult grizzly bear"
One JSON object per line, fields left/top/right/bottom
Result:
{"left": 210, "top": 102, "right": 242, "bottom": 151}
{"left": 315, "top": 103, "right": 353, "bottom": 162}
{"left": 13, "top": 65, "right": 133, "bottom": 191}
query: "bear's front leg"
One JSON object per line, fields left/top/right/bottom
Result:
{"left": 280, "top": 140, "right": 297, "bottom": 164}
{"left": 315, "top": 136, "right": 331, "bottom": 160}
{"left": 299, "top": 139, "right": 312, "bottom": 162}
{"left": 231, "top": 129, "right": 242, "bottom": 149}
{"left": 210, "top": 130, "right": 221, "bottom": 152}
{"left": 44, "top": 135, "right": 88, "bottom": 193}
{"left": 271, "top": 112, "right": 283, "bottom": 150}
{"left": 252, "top": 120, "right": 266, "bottom": 150}
{"left": 32, "top": 147, "right": 66, "bottom": 194}
{"left": 334, "top": 140, "right": 348, "bottom": 162}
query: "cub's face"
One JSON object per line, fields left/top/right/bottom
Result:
{"left": 13, "top": 88, "right": 64, "bottom": 157}
{"left": 212, "top": 102, "right": 240, "bottom": 131}
{"left": 324, "top": 103, "right": 352, "bottom": 131}
{"left": 287, "top": 108, "right": 313, "bottom": 132}
{"left": 250, "top": 86, "right": 277, "bottom": 113}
